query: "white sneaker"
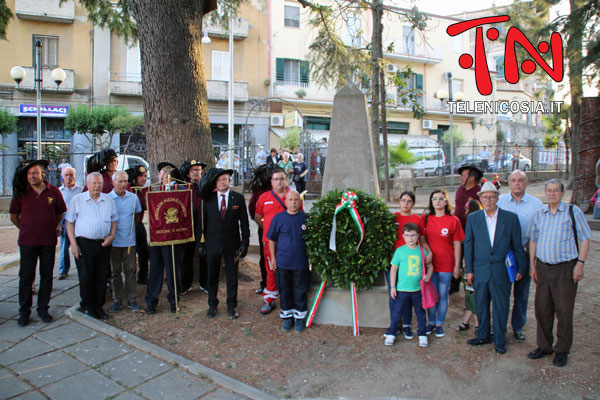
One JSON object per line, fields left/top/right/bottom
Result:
{"left": 418, "top": 335, "right": 428, "bottom": 348}
{"left": 384, "top": 334, "right": 395, "bottom": 346}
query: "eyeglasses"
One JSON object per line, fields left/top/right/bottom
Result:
{"left": 480, "top": 196, "right": 498, "bottom": 201}
{"left": 545, "top": 189, "right": 562, "bottom": 193}
{"left": 403, "top": 233, "right": 418, "bottom": 238}
{"left": 272, "top": 177, "right": 285, "bottom": 181}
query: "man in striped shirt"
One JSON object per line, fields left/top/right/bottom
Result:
{"left": 527, "top": 179, "right": 592, "bottom": 367}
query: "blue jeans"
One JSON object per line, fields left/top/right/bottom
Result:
{"left": 385, "top": 268, "right": 412, "bottom": 332}
{"left": 59, "top": 224, "right": 70, "bottom": 274}
{"left": 427, "top": 272, "right": 452, "bottom": 326}
{"left": 511, "top": 254, "right": 531, "bottom": 332}
{"left": 386, "top": 291, "right": 426, "bottom": 337}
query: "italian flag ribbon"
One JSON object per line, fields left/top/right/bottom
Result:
{"left": 329, "top": 191, "right": 365, "bottom": 252}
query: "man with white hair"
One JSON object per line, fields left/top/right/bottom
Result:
{"left": 66, "top": 172, "right": 118, "bottom": 320}
{"left": 497, "top": 170, "right": 544, "bottom": 341}
{"left": 58, "top": 166, "right": 83, "bottom": 280}
{"left": 465, "top": 181, "right": 526, "bottom": 354}
{"left": 108, "top": 171, "right": 143, "bottom": 312}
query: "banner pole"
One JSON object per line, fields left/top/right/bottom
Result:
{"left": 171, "top": 243, "right": 179, "bottom": 316}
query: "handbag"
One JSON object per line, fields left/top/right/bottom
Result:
{"left": 419, "top": 246, "right": 438, "bottom": 309}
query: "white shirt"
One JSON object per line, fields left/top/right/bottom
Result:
{"left": 217, "top": 190, "right": 229, "bottom": 212}
{"left": 484, "top": 208, "right": 499, "bottom": 247}
{"left": 65, "top": 192, "right": 118, "bottom": 239}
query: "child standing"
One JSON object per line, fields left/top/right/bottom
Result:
{"left": 384, "top": 223, "right": 433, "bottom": 347}
{"left": 267, "top": 191, "right": 310, "bottom": 332}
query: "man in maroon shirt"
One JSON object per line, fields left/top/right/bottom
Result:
{"left": 10, "top": 160, "right": 67, "bottom": 326}
{"left": 452, "top": 164, "right": 482, "bottom": 294}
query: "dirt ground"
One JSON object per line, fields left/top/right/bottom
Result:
{"left": 107, "top": 233, "right": 600, "bottom": 400}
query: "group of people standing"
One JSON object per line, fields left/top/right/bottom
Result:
{"left": 8, "top": 152, "right": 592, "bottom": 366}
{"left": 383, "top": 164, "right": 592, "bottom": 368}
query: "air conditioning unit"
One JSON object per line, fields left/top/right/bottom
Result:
{"left": 270, "top": 115, "right": 283, "bottom": 127}
{"left": 422, "top": 119, "right": 434, "bottom": 130}
{"left": 386, "top": 64, "right": 398, "bottom": 73}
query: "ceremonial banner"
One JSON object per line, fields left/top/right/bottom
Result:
{"left": 147, "top": 189, "right": 195, "bottom": 246}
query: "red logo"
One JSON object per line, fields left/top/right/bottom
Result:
{"left": 447, "top": 16, "right": 564, "bottom": 96}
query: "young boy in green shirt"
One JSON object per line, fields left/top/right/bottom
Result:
{"left": 384, "top": 223, "right": 433, "bottom": 347}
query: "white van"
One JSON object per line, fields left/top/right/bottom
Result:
{"left": 386, "top": 134, "right": 446, "bottom": 176}
{"left": 79, "top": 154, "right": 151, "bottom": 185}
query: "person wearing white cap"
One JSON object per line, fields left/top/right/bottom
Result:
{"left": 464, "top": 181, "right": 526, "bottom": 354}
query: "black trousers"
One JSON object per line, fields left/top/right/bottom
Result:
{"left": 257, "top": 227, "right": 267, "bottom": 289}
{"left": 75, "top": 238, "right": 111, "bottom": 312}
{"left": 19, "top": 245, "right": 55, "bottom": 316}
{"left": 135, "top": 222, "right": 149, "bottom": 281}
{"left": 206, "top": 250, "right": 238, "bottom": 310}
{"left": 145, "top": 245, "right": 182, "bottom": 309}
{"left": 295, "top": 180, "right": 306, "bottom": 194}
{"left": 181, "top": 241, "right": 208, "bottom": 291}
{"left": 276, "top": 268, "right": 311, "bottom": 320}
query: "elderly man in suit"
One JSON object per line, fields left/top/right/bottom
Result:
{"left": 464, "top": 182, "right": 527, "bottom": 354}
{"left": 199, "top": 168, "right": 250, "bottom": 319}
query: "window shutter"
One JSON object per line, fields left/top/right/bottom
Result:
{"left": 415, "top": 73, "right": 423, "bottom": 90}
{"left": 496, "top": 56, "right": 505, "bottom": 79}
{"left": 276, "top": 58, "right": 284, "bottom": 81}
{"left": 300, "top": 60, "right": 310, "bottom": 84}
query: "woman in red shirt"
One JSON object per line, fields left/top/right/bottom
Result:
{"left": 423, "top": 189, "right": 464, "bottom": 339}
{"left": 387, "top": 191, "right": 433, "bottom": 340}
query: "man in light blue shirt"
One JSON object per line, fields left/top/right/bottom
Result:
{"left": 497, "top": 170, "right": 544, "bottom": 341}
{"left": 526, "top": 179, "right": 592, "bottom": 367}
{"left": 479, "top": 144, "right": 491, "bottom": 172}
{"left": 108, "top": 171, "right": 143, "bottom": 312}
{"left": 66, "top": 172, "right": 118, "bottom": 320}
{"left": 58, "top": 167, "right": 82, "bottom": 279}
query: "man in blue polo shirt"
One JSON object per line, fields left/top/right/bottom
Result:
{"left": 267, "top": 190, "right": 310, "bottom": 333}
{"left": 108, "top": 171, "right": 143, "bottom": 313}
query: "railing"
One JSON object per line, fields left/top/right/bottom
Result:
{"left": 109, "top": 72, "right": 142, "bottom": 82}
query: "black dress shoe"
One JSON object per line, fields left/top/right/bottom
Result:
{"left": 137, "top": 278, "right": 148, "bottom": 285}
{"left": 38, "top": 311, "right": 53, "bottom": 323}
{"left": 467, "top": 337, "right": 492, "bottom": 346}
{"left": 83, "top": 309, "right": 98, "bottom": 318}
{"left": 553, "top": 352, "right": 568, "bottom": 367}
{"left": 17, "top": 314, "right": 29, "bottom": 327}
{"left": 228, "top": 308, "right": 238, "bottom": 320}
{"left": 528, "top": 347, "right": 552, "bottom": 359}
{"left": 95, "top": 309, "right": 109, "bottom": 320}
{"left": 207, "top": 307, "right": 217, "bottom": 318}
{"left": 255, "top": 286, "right": 265, "bottom": 294}
{"left": 170, "top": 304, "right": 178, "bottom": 313}
{"left": 145, "top": 307, "right": 156, "bottom": 315}
{"left": 495, "top": 344, "right": 507, "bottom": 354}
{"left": 514, "top": 331, "right": 526, "bottom": 341}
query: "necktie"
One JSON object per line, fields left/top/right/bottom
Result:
{"left": 220, "top": 194, "right": 226, "bottom": 219}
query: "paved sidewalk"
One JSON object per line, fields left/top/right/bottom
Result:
{"left": 0, "top": 266, "right": 275, "bottom": 400}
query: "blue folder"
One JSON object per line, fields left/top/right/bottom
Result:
{"left": 505, "top": 250, "right": 518, "bottom": 283}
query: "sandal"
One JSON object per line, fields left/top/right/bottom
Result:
{"left": 457, "top": 322, "right": 470, "bottom": 331}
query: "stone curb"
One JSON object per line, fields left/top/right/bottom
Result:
{"left": 65, "top": 304, "right": 278, "bottom": 400}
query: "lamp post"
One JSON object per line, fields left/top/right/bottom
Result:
{"left": 11, "top": 40, "right": 66, "bottom": 160}
{"left": 228, "top": 13, "right": 235, "bottom": 181}
{"left": 436, "top": 72, "right": 464, "bottom": 191}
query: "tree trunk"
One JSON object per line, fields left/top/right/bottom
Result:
{"left": 130, "top": 1, "right": 215, "bottom": 173}
{"left": 571, "top": 97, "right": 600, "bottom": 211}
{"left": 370, "top": 1, "right": 384, "bottom": 177}
{"left": 380, "top": 68, "right": 390, "bottom": 202}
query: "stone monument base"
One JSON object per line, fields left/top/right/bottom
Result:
{"left": 307, "top": 271, "right": 390, "bottom": 328}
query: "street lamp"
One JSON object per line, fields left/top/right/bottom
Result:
{"left": 435, "top": 72, "right": 464, "bottom": 191}
{"left": 11, "top": 40, "right": 66, "bottom": 160}
{"left": 201, "top": 31, "right": 211, "bottom": 44}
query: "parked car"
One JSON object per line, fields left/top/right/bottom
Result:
{"left": 435, "top": 154, "right": 489, "bottom": 176}
{"left": 505, "top": 154, "right": 532, "bottom": 171}
{"left": 79, "top": 154, "right": 151, "bottom": 185}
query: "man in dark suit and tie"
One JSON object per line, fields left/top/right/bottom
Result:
{"left": 199, "top": 168, "right": 250, "bottom": 319}
{"left": 464, "top": 182, "right": 527, "bottom": 354}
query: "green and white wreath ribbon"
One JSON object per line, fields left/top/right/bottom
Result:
{"left": 328, "top": 191, "right": 365, "bottom": 252}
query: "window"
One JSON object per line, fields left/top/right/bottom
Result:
{"left": 452, "top": 36, "right": 462, "bottom": 54}
{"left": 495, "top": 56, "right": 505, "bottom": 79}
{"left": 402, "top": 26, "right": 415, "bottom": 55}
{"left": 397, "top": 72, "right": 423, "bottom": 106}
{"left": 212, "top": 51, "right": 230, "bottom": 81}
{"left": 276, "top": 58, "right": 309, "bottom": 86}
{"left": 126, "top": 43, "right": 141, "bottom": 82}
{"left": 32, "top": 35, "right": 58, "bottom": 68}
{"left": 452, "top": 79, "right": 463, "bottom": 97}
{"left": 306, "top": 116, "right": 331, "bottom": 130}
{"left": 284, "top": 5, "right": 300, "bottom": 27}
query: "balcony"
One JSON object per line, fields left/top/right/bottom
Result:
{"left": 206, "top": 80, "right": 249, "bottom": 102}
{"left": 203, "top": 18, "right": 249, "bottom": 40}
{"left": 384, "top": 47, "right": 443, "bottom": 64}
{"left": 15, "top": 0, "right": 75, "bottom": 23}
{"left": 109, "top": 72, "right": 142, "bottom": 97}
{"left": 14, "top": 67, "right": 75, "bottom": 93}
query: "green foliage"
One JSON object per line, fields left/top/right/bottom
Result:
{"left": 391, "top": 67, "right": 424, "bottom": 119}
{"left": 62, "top": 0, "right": 137, "bottom": 43}
{"left": 441, "top": 127, "right": 464, "bottom": 153}
{"left": 280, "top": 127, "right": 300, "bottom": 151}
{"left": 0, "top": 0, "right": 14, "bottom": 40}
{"left": 0, "top": 108, "right": 18, "bottom": 137}
{"left": 64, "top": 105, "right": 133, "bottom": 148}
{"left": 111, "top": 114, "right": 145, "bottom": 134}
{"left": 304, "top": 189, "right": 396, "bottom": 290}
{"left": 389, "top": 140, "right": 419, "bottom": 166}
{"left": 64, "top": 105, "right": 92, "bottom": 134}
